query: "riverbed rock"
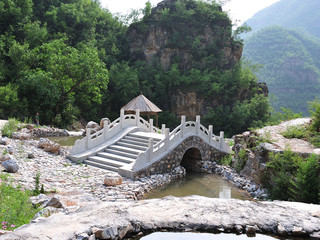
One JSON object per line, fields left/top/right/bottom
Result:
{"left": 37, "top": 138, "right": 61, "bottom": 154}
{"left": 1, "top": 196, "right": 320, "bottom": 240}
{"left": 2, "top": 158, "right": 19, "bottom": 173}
{"left": 11, "top": 132, "right": 32, "bottom": 140}
{"left": 104, "top": 174, "right": 123, "bottom": 186}
{"left": 0, "top": 137, "right": 10, "bottom": 145}
{"left": 0, "top": 154, "right": 10, "bottom": 163}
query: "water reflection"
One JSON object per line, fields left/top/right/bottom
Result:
{"left": 139, "top": 232, "right": 278, "bottom": 240}
{"left": 143, "top": 172, "right": 250, "bottom": 200}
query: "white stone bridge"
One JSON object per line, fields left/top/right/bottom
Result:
{"left": 68, "top": 110, "right": 231, "bottom": 179}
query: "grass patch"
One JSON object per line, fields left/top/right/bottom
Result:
{"left": 0, "top": 174, "right": 39, "bottom": 231}
{"left": 1, "top": 118, "right": 20, "bottom": 138}
{"left": 281, "top": 125, "right": 309, "bottom": 139}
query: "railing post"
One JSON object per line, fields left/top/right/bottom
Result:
{"left": 209, "top": 125, "right": 213, "bottom": 144}
{"left": 148, "top": 138, "right": 153, "bottom": 162}
{"left": 104, "top": 120, "right": 109, "bottom": 141}
{"left": 219, "top": 131, "right": 224, "bottom": 149}
{"left": 149, "top": 118, "right": 153, "bottom": 132}
{"left": 161, "top": 124, "right": 166, "bottom": 134}
{"left": 85, "top": 128, "right": 90, "bottom": 149}
{"left": 120, "top": 109, "right": 125, "bottom": 129}
{"left": 196, "top": 115, "right": 200, "bottom": 134}
{"left": 165, "top": 128, "right": 169, "bottom": 151}
{"left": 181, "top": 115, "right": 186, "bottom": 137}
{"left": 136, "top": 109, "right": 140, "bottom": 126}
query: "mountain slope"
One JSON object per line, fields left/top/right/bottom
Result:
{"left": 245, "top": 0, "right": 320, "bottom": 39}
{"left": 243, "top": 26, "right": 320, "bottom": 114}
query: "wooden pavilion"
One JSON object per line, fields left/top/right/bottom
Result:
{"left": 121, "top": 94, "right": 162, "bottom": 127}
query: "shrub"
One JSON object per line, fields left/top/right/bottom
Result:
{"left": 235, "top": 149, "right": 247, "bottom": 172}
{"left": 266, "top": 149, "right": 320, "bottom": 203}
{"left": 1, "top": 118, "right": 20, "bottom": 137}
{"left": 281, "top": 125, "right": 308, "bottom": 139}
{"left": 290, "top": 154, "right": 320, "bottom": 204}
{"left": 221, "top": 154, "right": 232, "bottom": 166}
{"left": 0, "top": 174, "right": 38, "bottom": 231}
{"left": 309, "top": 99, "right": 320, "bottom": 132}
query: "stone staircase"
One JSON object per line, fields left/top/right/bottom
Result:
{"left": 84, "top": 132, "right": 163, "bottom": 172}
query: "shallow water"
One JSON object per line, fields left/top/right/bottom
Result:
{"left": 33, "top": 136, "right": 82, "bottom": 146}
{"left": 138, "top": 232, "right": 279, "bottom": 240}
{"left": 143, "top": 172, "right": 250, "bottom": 200}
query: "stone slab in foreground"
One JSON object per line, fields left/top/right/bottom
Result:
{"left": 1, "top": 196, "right": 320, "bottom": 240}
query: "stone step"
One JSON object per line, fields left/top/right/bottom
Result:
{"left": 121, "top": 138, "right": 149, "bottom": 147}
{"left": 83, "top": 159, "right": 118, "bottom": 172}
{"left": 97, "top": 152, "right": 134, "bottom": 164}
{"left": 124, "top": 135, "right": 150, "bottom": 143}
{"left": 116, "top": 142, "right": 148, "bottom": 151}
{"left": 128, "top": 132, "right": 164, "bottom": 141}
{"left": 104, "top": 148, "right": 138, "bottom": 159}
{"left": 88, "top": 156, "right": 126, "bottom": 168}
{"left": 109, "top": 145, "right": 143, "bottom": 155}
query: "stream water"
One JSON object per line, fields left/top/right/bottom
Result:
{"left": 143, "top": 172, "right": 251, "bottom": 200}
{"left": 33, "top": 136, "right": 82, "bottom": 146}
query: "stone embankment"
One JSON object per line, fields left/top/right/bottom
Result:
{"left": 1, "top": 196, "right": 320, "bottom": 240}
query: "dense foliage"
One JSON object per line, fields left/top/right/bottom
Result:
{"left": 266, "top": 149, "right": 320, "bottom": 204}
{"left": 0, "top": 0, "right": 270, "bottom": 135}
{"left": 243, "top": 26, "right": 320, "bottom": 115}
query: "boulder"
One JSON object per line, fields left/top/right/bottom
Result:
{"left": 86, "top": 121, "right": 100, "bottom": 134}
{"left": 0, "top": 137, "right": 10, "bottom": 145}
{"left": 104, "top": 174, "right": 122, "bottom": 186}
{"left": 28, "top": 152, "right": 35, "bottom": 159}
{"left": 37, "top": 138, "right": 61, "bottom": 154}
{"left": 11, "top": 132, "right": 32, "bottom": 140}
{"left": 44, "top": 196, "right": 66, "bottom": 209}
{"left": 2, "top": 158, "right": 19, "bottom": 173}
{"left": 100, "top": 118, "right": 111, "bottom": 129}
{"left": 30, "top": 194, "right": 50, "bottom": 207}
{"left": 0, "top": 154, "right": 10, "bottom": 163}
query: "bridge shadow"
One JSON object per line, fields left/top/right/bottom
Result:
{"left": 180, "top": 147, "right": 202, "bottom": 172}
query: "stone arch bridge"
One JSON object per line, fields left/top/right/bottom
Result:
{"left": 68, "top": 110, "right": 231, "bottom": 179}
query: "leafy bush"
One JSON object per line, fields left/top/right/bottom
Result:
{"left": 0, "top": 174, "right": 38, "bottom": 231}
{"left": 311, "top": 134, "right": 320, "bottom": 148}
{"left": 281, "top": 125, "right": 308, "bottom": 139}
{"left": 309, "top": 99, "right": 320, "bottom": 132}
{"left": 266, "top": 149, "right": 320, "bottom": 203}
{"left": 291, "top": 154, "right": 320, "bottom": 204}
{"left": 235, "top": 149, "right": 247, "bottom": 172}
{"left": 1, "top": 118, "right": 20, "bottom": 137}
{"left": 221, "top": 154, "right": 232, "bottom": 166}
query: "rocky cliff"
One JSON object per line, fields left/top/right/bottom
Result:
{"left": 127, "top": 0, "right": 242, "bottom": 72}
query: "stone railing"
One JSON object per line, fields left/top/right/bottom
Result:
{"left": 70, "top": 110, "right": 161, "bottom": 155}
{"left": 129, "top": 115, "right": 230, "bottom": 172}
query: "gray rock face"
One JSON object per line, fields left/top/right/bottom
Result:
{"left": 1, "top": 196, "right": 320, "bottom": 240}
{"left": 2, "top": 158, "right": 19, "bottom": 173}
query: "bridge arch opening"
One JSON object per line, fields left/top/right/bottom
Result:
{"left": 180, "top": 147, "right": 202, "bottom": 172}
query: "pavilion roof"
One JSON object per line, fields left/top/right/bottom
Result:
{"left": 121, "top": 94, "right": 162, "bottom": 113}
